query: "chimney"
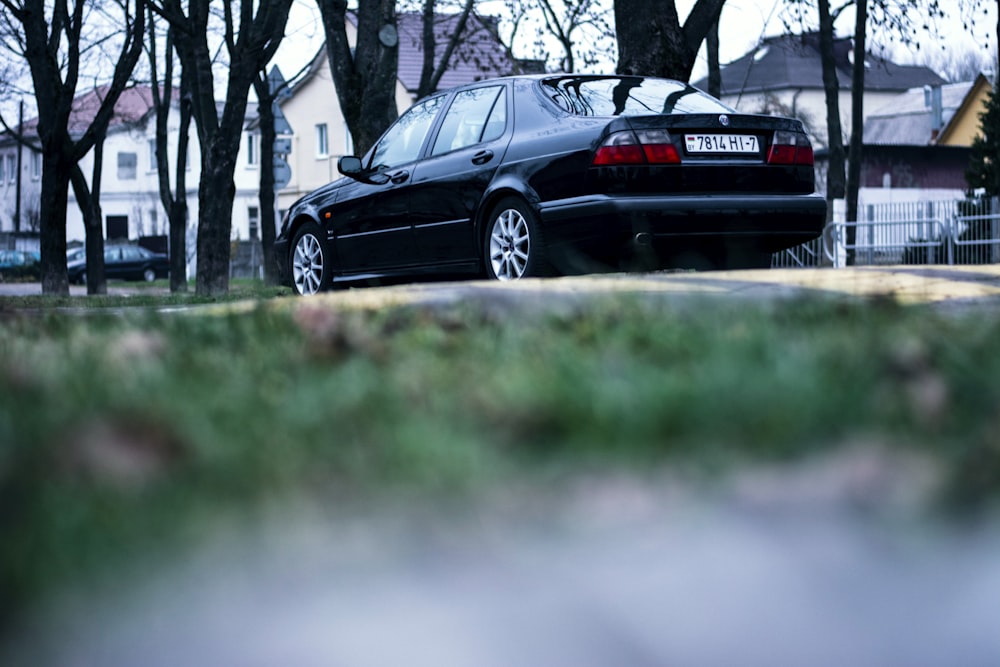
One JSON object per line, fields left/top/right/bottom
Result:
{"left": 925, "top": 85, "right": 943, "bottom": 142}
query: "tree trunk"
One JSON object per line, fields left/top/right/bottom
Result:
{"left": 817, "top": 0, "right": 846, "bottom": 265}
{"left": 706, "top": 17, "right": 720, "bottom": 97}
{"left": 614, "top": 0, "right": 725, "bottom": 81}
{"left": 69, "top": 145, "right": 108, "bottom": 295}
{"left": 317, "top": 0, "right": 399, "bottom": 156}
{"left": 168, "top": 88, "right": 193, "bottom": 293}
{"left": 253, "top": 73, "right": 280, "bottom": 285}
{"left": 845, "top": 1, "right": 867, "bottom": 265}
{"left": 38, "top": 153, "right": 71, "bottom": 296}
{"left": 195, "top": 141, "right": 239, "bottom": 295}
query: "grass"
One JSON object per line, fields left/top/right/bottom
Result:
{"left": 0, "top": 278, "right": 292, "bottom": 310}
{"left": 2, "top": 285, "right": 1000, "bottom": 630}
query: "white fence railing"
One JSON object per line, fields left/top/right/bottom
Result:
{"left": 772, "top": 197, "right": 1000, "bottom": 268}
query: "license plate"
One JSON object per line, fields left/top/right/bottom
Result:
{"left": 685, "top": 134, "right": 759, "bottom": 154}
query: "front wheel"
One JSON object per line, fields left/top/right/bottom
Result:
{"left": 290, "top": 223, "right": 331, "bottom": 295}
{"left": 484, "top": 197, "right": 549, "bottom": 281}
{"left": 143, "top": 267, "right": 156, "bottom": 282}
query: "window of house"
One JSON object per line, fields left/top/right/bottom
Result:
{"left": 316, "top": 123, "right": 329, "bottom": 158}
{"left": 148, "top": 139, "right": 158, "bottom": 171}
{"left": 0, "top": 153, "right": 5, "bottom": 184}
{"left": 248, "top": 206, "right": 260, "bottom": 240}
{"left": 117, "top": 152, "right": 137, "bottom": 180}
{"left": 30, "top": 151, "right": 41, "bottom": 180}
{"left": 247, "top": 132, "right": 259, "bottom": 167}
{"left": 6, "top": 155, "right": 14, "bottom": 184}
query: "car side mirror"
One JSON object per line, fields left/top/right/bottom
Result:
{"left": 338, "top": 156, "right": 363, "bottom": 176}
{"left": 338, "top": 155, "right": 390, "bottom": 185}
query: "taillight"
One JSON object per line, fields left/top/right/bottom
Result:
{"left": 767, "top": 130, "right": 814, "bottom": 166}
{"left": 593, "top": 129, "right": 681, "bottom": 166}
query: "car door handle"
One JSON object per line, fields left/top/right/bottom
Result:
{"left": 471, "top": 150, "right": 494, "bottom": 165}
{"left": 389, "top": 169, "right": 410, "bottom": 184}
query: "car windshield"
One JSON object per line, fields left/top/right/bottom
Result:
{"left": 542, "top": 76, "right": 733, "bottom": 117}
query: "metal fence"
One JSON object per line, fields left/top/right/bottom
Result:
{"left": 771, "top": 197, "right": 1000, "bottom": 268}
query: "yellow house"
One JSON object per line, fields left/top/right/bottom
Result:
{"left": 936, "top": 73, "right": 993, "bottom": 147}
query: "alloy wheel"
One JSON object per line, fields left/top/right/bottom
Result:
{"left": 292, "top": 232, "right": 325, "bottom": 295}
{"left": 489, "top": 208, "right": 530, "bottom": 280}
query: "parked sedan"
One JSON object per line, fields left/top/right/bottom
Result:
{"left": 275, "top": 74, "right": 826, "bottom": 295}
{"left": 67, "top": 244, "right": 170, "bottom": 284}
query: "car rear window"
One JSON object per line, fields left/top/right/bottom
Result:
{"left": 541, "top": 76, "right": 733, "bottom": 117}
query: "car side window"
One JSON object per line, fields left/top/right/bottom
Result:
{"left": 432, "top": 86, "right": 506, "bottom": 156}
{"left": 369, "top": 95, "right": 445, "bottom": 169}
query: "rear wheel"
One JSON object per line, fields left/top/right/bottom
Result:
{"left": 143, "top": 267, "right": 156, "bottom": 282}
{"left": 290, "top": 223, "right": 330, "bottom": 295}
{"left": 485, "top": 197, "right": 549, "bottom": 281}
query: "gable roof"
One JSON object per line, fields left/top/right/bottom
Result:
{"left": 396, "top": 12, "right": 518, "bottom": 95}
{"left": 693, "top": 32, "right": 946, "bottom": 96}
{"left": 286, "top": 11, "right": 524, "bottom": 103}
{"left": 12, "top": 85, "right": 175, "bottom": 141}
{"left": 864, "top": 74, "right": 992, "bottom": 146}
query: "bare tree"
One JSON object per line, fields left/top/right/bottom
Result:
{"left": 536, "top": 0, "right": 613, "bottom": 72}
{"left": 414, "top": 0, "right": 474, "bottom": 98}
{"left": 0, "top": 0, "right": 145, "bottom": 295}
{"left": 147, "top": 10, "right": 193, "bottom": 292}
{"left": 147, "top": 0, "right": 292, "bottom": 296}
{"left": 69, "top": 130, "right": 107, "bottom": 293}
{"left": 317, "top": 0, "right": 399, "bottom": 157}
{"left": 614, "top": 0, "right": 726, "bottom": 80}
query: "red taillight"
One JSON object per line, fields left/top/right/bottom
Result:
{"left": 767, "top": 130, "right": 814, "bottom": 166}
{"left": 593, "top": 129, "right": 680, "bottom": 166}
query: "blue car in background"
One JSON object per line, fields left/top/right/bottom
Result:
{"left": 0, "top": 249, "right": 41, "bottom": 280}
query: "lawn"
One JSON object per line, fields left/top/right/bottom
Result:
{"left": 2, "top": 284, "right": 1000, "bottom": 634}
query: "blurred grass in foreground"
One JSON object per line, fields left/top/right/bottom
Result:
{"left": 2, "top": 291, "right": 1000, "bottom": 628}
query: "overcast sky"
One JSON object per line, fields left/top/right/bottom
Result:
{"left": 272, "top": 0, "right": 998, "bottom": 87}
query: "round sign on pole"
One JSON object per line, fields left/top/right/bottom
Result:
{"left": 273, "top": 157, "right": 291, "bottom": 189}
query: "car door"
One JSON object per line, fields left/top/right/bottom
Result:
{"left": 331, "top": 95, "right": 446, "bottom": 273}
{"left": 104, "top": 247, "right": 124, "bottom": 279}
{"left": 408, "top": 84, "right": 512, "bottom": 267}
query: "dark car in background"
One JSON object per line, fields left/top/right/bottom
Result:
{"left": 275, "top": 74, "right": 826, "bottom": 295}
{"left": 67, "top": 244, "right": 170, "bottom": 284}
{"left": 0, "top": 249, "right": 41, "bottom": 280}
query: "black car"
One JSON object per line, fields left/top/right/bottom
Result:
{"left": 275, "top": 74, "right": 826, "bottom": 295}
{"left": 67, "top": 244, "right": 170, "bottom": 284}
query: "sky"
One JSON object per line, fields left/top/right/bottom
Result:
{"left": 271, "top": 0, "right": 999, "bottom": 88}
{"left": 2, "top": 0, "right": 996, "bottom": 122}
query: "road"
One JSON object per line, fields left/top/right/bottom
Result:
{"left": 7, "top": 265, "right": 1000, "bottom": 306}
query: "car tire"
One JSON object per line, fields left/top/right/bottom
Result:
{"left": 484, "top": 197, "right": 550, "bottom": 280}
{"left": 290, "top": 222, "right": 330, "bottom": 295}
{"left": 143, "top": 267, "right": 156, "bottom": 282}
{"left": 79, "top": 272, "right": 87, "bottom": 286}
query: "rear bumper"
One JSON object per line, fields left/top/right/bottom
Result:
{"left": 540, "top": 192, "right": 826, "bottom": 238}
{"left": 537, "top": 193, "right": 826, "bottom": 266}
